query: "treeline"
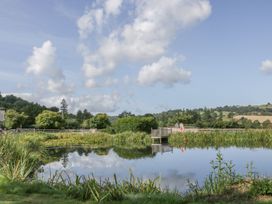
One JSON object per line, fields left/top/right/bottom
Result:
{"left": 3, "top": 109, "right": 158, "bottom": 133}
{"left": 0, "top": 94, "right": 58, "bottom": 127}
{"left": 0, "top": 95, "right": 158, "bottom": 133}
{"left": 1, "top": 94, "right": 272, "bottom": 131}
{"left": 155, "top": 108, "right": 272, "bottom": 129}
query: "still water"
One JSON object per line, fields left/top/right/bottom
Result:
{"left": 39, "top": 145, "right": 272, "bottom": 192}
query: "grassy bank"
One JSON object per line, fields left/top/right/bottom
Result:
{"left": 2, "top": 131, "right": 272, "bottom": 203}
{"left": 169, "top": 130, "right": 272, "bottom": 148}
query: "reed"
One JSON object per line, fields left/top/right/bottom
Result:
{"left": 169, "top": 130, "right": 272, "bottom": 148}
{"left": 47, "top": 171, "right": 163, "bottom": 202}
{"left": 0, "top": 135, "right": 41, "bottom": 181}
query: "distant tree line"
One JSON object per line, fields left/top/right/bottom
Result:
{"left": 154, "top": 108, "right": 272, "bottom": 129}
{"left": 1, "top": 94, "right": 272, "bottom": 131}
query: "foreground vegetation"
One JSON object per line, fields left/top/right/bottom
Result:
{"left": 1, "top": 131, "right": 272, "bottom": 203}
{"left": 2, "top": 134, "right": 272, "bottom": 203}
{"left": 169, "top": 130, "right": 272, "bottom": 148}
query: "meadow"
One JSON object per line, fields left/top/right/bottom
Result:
{"left": 2, "top": 130, "right": 272, "bottom": 203}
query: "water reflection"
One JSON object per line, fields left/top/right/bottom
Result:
{"left": 151, "top": 143, "right": 173, "bottom": 154}
{"left": 40, "top": 146, "right": 272, "bottom": 192}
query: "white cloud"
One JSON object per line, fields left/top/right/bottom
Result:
{"left": 47, "top": 79, "right": 74, "bottom": 94}
{"left": 78, "top": 0, "right": 211, "bottom": 84}
{"left": 85, "top": 77, "right": 118, "bottom": 88}
{"left": 26, "top": 41, "right": 74, "bottom": 95}
{"left": 26, "top": 40, "right": 63, "bottom": 79}
{"left": 137, "top": 56, "right": 191, "bottom": 86}
{"left": 77, "top": 8, "right": 104, "bottom": 39}
{"left": 104, "top": 0, "right": 123, "bottom": 16}
{"left": 260, "top": 60, "right": 272, "bottom": 74}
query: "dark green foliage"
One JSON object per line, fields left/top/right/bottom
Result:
{"left": 113, "top": 116, "right": 158, "bottom": 133}
{"left": 0, "top": 94, "right": 58, "bottom": 127}
{"left": 65, "top": 118, "right": 80, "bottom": 129}
{"left": 250, "top": 179, "right": 272, "bottom": 196}
{"left": 60, "top": 99, "right": 68, "bottom": 119}
{"left": 263, "top": 120, "right": 272, "bottom": 129}
{"left": 76, "top": 109, "right": 93, "bottom": 123}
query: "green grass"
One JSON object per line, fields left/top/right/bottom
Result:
{"left": 169, "top": 130, "right": 272, "bottom": 148}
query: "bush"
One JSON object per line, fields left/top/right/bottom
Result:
{"left": 250, "top": 179, "right": 272, "bottom": 196}
{"left": 90, "top": 113, "right": 111, "bottom": 129}
{"left": 113, "top": 116, "right": 158, "bottom": 133}
{"left": 35, "top": 110, "right": 64, "bottom": 129}
{"left": 65, "top": 119, "right": 80, "bottom": 129}
{"left": 4, "top": 109, "right": 28, "bottom": 129}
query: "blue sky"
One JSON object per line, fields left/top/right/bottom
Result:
{"left": 1, "top": 0, "right": 272, "bottom": 114}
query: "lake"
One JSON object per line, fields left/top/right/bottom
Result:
{"left": 39, "top": 144, "right": 272, "bottom": 192}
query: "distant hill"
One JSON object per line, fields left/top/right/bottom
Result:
{"left": 0, "top": 94, "right": 59, "bottom": 127}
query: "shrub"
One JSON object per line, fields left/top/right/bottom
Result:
{"left": 113, "top": 116, "right": 158, "bottom": 133}
{"left": 35, "top": 110, "right": 64, "bottom": 129}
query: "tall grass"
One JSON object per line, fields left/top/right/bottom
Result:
{"left": 169, "top": 130, "right": 272, "bottom": 148}
{"left": 47, "top": 171, "right": 162, "bottom": 202}
{"left": 0, "top": 135, "right": 41, "bottom": 181}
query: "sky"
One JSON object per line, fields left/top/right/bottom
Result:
{"left": 1, "top": 0, "right": 272, "bottom": 115}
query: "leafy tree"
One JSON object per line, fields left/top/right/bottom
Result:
{"left": 118, "top": 111, "right": 135, "bottom": 118}
{"left": 60, "top": 99, "right": 68, "bottom": 119}
{"left": 251, "top": 120, "right": 261, "bottom": 129}
{"left": 76, "top": 109, "right": 92, "bottom": 123}
{"left": 263, "top": 120, "right": 272, "bottom": 129}
{"left": 35, "top": 110, "right": 64, "bottom": 129}
{"left": 0, "top": 94, "right": 58, "bottom": 127}
{"left": 238, "top": 117, "right": 252, "bottom": 129}
{"left": 65, "top": 118, "right": 80, "bottom": 129}
{"left": 81, "top": 119, "right": 91, "bottom": 129}
{"left": 113, "top": 115, "right": 158, "bottom": 133}
{"left": 90, "top": 113, "right": 111, "bottom": 129}
{"left": 4, "top": 109, "right": 28, "bottom": 129}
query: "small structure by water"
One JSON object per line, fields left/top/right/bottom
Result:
{"left": 151, "top": 123, "right": 184, "bottom": 143}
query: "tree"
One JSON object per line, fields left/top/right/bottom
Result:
{"left": 90, "top": 113, "right": 111, "bottom": 129}
{"left": 263, "top": 120, "right": 272, "bottom": 129}
{"left": 113, "top": 115, "right": 158, "bottom": 133}
{"left": 251, "top": 120, "right": 261, "bottom": 129}
{"left": 4, "top": 109, "right": 28, "bottom": 129}
{"left": 35, "top": 110, "right": 64, "bottom": 129}
{"left": 76, "top": 109, "right": 92, "bottom": 123}
{"left": 60, "top": 99, "right": 68, "bottom": 119}
{"left": 65, "top": 118, "right": 80, "bottom": 129}
{"left": 118, "top": 111, "right": 135, "bottom": 118}
{"left": 81, "top": 119, "right": 91, "bottom": 129}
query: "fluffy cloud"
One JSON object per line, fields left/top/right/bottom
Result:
{"left": 137, "top": 56, "right": 191, "bottom": 86}
{"left": 78, "top": 0, "right": 211, "bottom": 86}
{"left": 26, "top": 40, "right": 63, "bottom": 79}
{"left": 26, "top": 40, "right": 73, "bottom": 95}
{"left": 77, "top": 8, "right": 104, "bottom": 39}
{"left": 260, "top": 60, "right": 272, "bottom": 74}
{"left": 104, "top": 0, "right": 123, "bottom": 16}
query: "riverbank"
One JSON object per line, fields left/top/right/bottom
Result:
{"left": 2, "top": 131, "right": 272, "bottom": 203}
